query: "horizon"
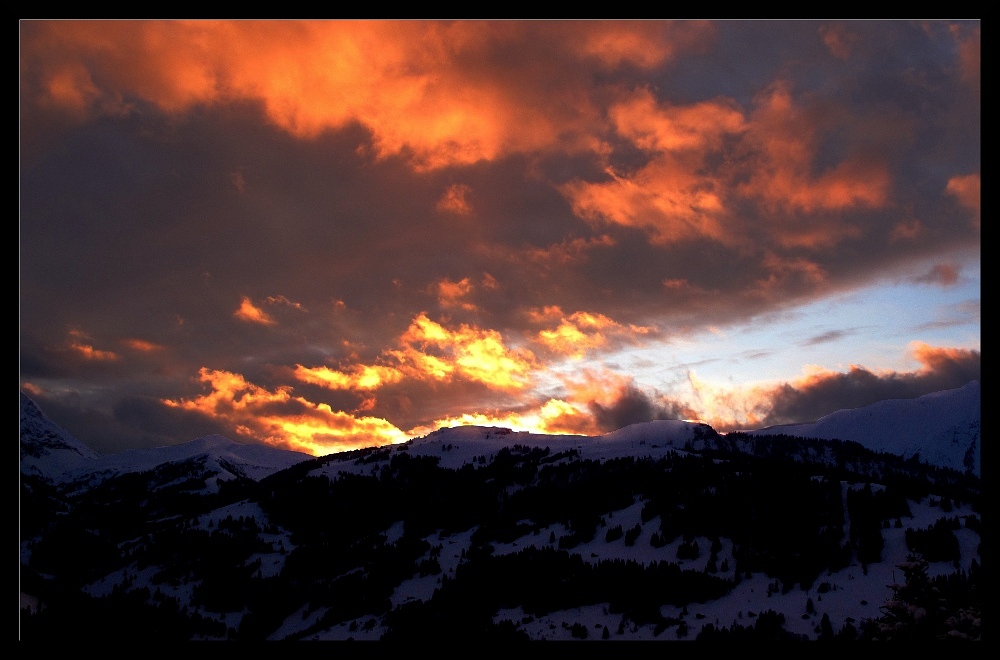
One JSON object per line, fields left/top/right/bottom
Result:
{"left": 20, "top": 20, "right": 980, "bottom": 457}
{"left": 21, "top": 379, "right": 979, "bottom": 463}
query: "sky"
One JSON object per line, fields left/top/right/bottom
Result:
{"left": 19, "top": 20, "right": 980, "bottom": 456}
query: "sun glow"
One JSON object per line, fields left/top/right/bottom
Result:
{"left": 163, "top": 367, "right": 408, "bottom": 454}
{"left": 408, "top": 398, "right": 598, "bottom": 438}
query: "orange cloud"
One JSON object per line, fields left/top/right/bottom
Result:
{"left": 535, "top": 310, "right": 656, "bottom": 359}
{"left": 946, "top": 173, "right": 980, "bottom": 228}
{"left": 296, "top": 313, "right": 539, "bottom": 396}
{"left": 21, "top": 21, "right": 719, "bottom": 171}
{"left": 609, "top": 88, "right": 746, "bottom": 153}
{"left": 510, "top": 235, "right": 617, "bottom": 270}
{"left": 234, "top": 296, "right": 276, "bottom": 325}
{"left": 683, "top": 371, "right": 773, "bottom": 432}
{"left": 66, "top": 329, "right": 119, "bottom": 361}
{"left": 563, "top": 163, "right": 730, "bottom": 245}
{"left": 294, "top": 363, "right": 404, "bottom": 391}
{"left": 818, "top": 23, "right": 860, "bottom": 60}
{"left": 70, "top": 344, "right": 119, "bottom": 361}
{"left": 436, "top": 183, "right": 473, "bottom": 215}
{"left": 562, "top": 89, "right": 744, "bottom": 245}
{"left": 561, "top": 80, "right": 893, "bottom": 250}
{"left": 531, "top": 398, "right": 603, "bottom": 435}
{"left": 572, "top": 20, "right": 713, "bottom": 69}
{"left": 481, "top": 272, "right": 499, "bottom": 290}
{"left": 392, "top": 313, "right": 537, "bottom": 392}
{"left": 538, "top": 319, "right": 608, "bottom": 357}
{"left": 525, "top": 305, "right": 566, "bottom": 324}
{"left": 21, "top": 382, "right": 44, "bottom": 397}
{"left": 39, "top": 61, "right": 100, "bottom": 117}
{"left": 164, "top": 367, "right": 407, "bottom": 454}
{"left": 435, "top": 277, "right": 477, "bottom": 311}
{"left": 122, "top": 338, "right": 165, "bottom": 352}
{"left": 950, "top": 23, "right": 980, "bottom": 88}
{"left": 18, "top": 21, "right": 500, "bottom": 169}
{"left": 560, "top": 368, "right": 635, "bottom": 408}
{"left": 909, "top": 341, "right": 979, "bottom": 373}
{"left": 737, "top": 82, "right": 890, "bottom": 223}
{"left": 166, "top": 368, "right": 290, "bottom": 413}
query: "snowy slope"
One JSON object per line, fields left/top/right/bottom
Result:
{"left": 417, "top": 419, "right": 712, "bottom": 464}
{"left": 329, "top": 495, "right": 979, "bottom": 641}
{"left": 745, "top": 381, "right": 981, "bottom": 476}
{"left": 19, "top": 392, "right": 101, "bottom": 481}
{"left": 59, "top": 434, "right": 314, "bottom": 490}
{"left": 310, "top": 419, "right": 714, "bottom": 481}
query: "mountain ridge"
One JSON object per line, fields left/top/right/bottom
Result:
{"left": 19, "top": 384, "right": 982, "bottom": 642}
{"left": 20, "top": 380, "right": 981, "bottom": 484}
{"left": 19, "top": 396, "right": 312, "bottom": 489}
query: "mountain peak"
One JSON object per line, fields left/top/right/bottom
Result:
{"left": 20, "top": 392, "right": 101, "bottom": 481}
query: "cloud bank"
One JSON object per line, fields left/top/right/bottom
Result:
{"left": 20, "top": 20, "right": 979, "bottom": 453}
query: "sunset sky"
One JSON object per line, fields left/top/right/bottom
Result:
{"left": 19, "top": 20, "right": 980, "bottom": 456}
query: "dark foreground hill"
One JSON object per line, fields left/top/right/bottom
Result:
{"left": 20, "top": 396, "right": 981, "bottom": 641}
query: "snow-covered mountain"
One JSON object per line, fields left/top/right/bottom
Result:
{"left": 313, "top": 420, "right": 716, "bottom": 481}
{"left": 19, "top": 392, "right": 101, "bottom": 481}
{"left": 19, "top": 393, "right": 312, "bottom": 490}
{"left": 20, "top": 380, "right": 980, "bottom": 485}
{"left": 19, "top": 387, "right": 982, "bottom": 642}
{"left": 744, "top": 381, "right": 981, "bottom": 476}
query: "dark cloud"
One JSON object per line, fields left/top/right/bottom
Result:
{"left": 759, "top": 348, "right": 980, "bottom": 427}
{"left": 588, "top": 385, "right": 684, "bottom": 433}
{"left": 19, "top": 21, "right": 980, "bottom": 453}
{"left": 914, "top": 298, "right": 980, "bottom": 331}
{"left": 24, "top": 391, "right": 231, "bottom": 454}
{"left": 800, "top": 329, "right": 856, "bottom": 347}
{"left": 110, "top": 396, "right": 234, "bottom": 450}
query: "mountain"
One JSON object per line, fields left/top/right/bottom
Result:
{"left": 19, "top": 392, "right": 101, "bottom": 481}
{"left": 745, "top": 381, "right": 981, "bottom": 477}
{"left": 19, "top": 393, "right": 312, "bottom": 491}
{"left": 57, "top": 434, "right": 315, "bottom": 495}
{"left": 19, "top": 390, "right": 982, "bottom": 642}
{"left": 380, "top": 419, "right": 716, "bottom": 470}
